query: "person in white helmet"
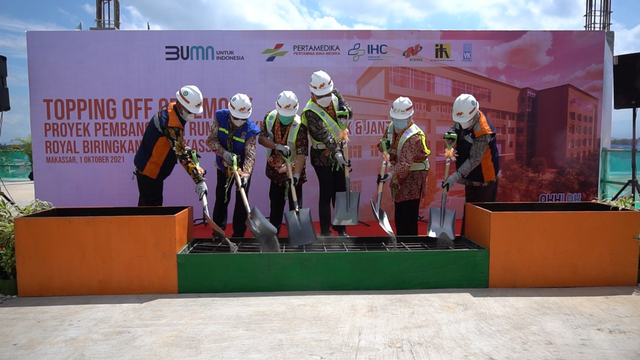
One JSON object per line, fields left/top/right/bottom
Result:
{"left": 377, "top": 96, "right": 431, "bottom": 236}
{"left": 258, "top": 91, "right": 309, "bottom": 236}
{"left": 134, "top": 85, "right": 207, "bottom": 206}
{"left": 302, "top": 70, "right": 353, "bottom": 237}
{"left": 206, "top": 93, "right": 260, "bottom": 238}
{"left": 443, "top": 93, "right": 500, "bottom": 234}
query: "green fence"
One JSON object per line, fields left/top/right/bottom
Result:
{"left": 0, "top": 150, "right": 31, "bottom": 180}
{"left": 600, "top": 148, "right": 640, "bottom": 208}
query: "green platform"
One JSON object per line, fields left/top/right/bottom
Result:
{"left": 177, "top": 236, "right": 489, "bottom": 293}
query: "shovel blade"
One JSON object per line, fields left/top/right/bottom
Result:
{"left": 332, "top": 191, "right": 360, "bottom": 226}
{"left": 246, "top": 206, "right": 280, "bottom": 252}
{"left": 370, "top": 198, "right": 395, "bottom": 238}
{"left": 285, "top": 207, "right": 317, "bottom": 246}
{"left": 426, "top": 206, "right": 456, "bottom": 241}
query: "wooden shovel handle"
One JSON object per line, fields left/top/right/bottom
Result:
{"left": 285, "top": 159, "right": 299, "bottom": 205}
{"left": 343, "top": 142, "right": 350, "bottom": 180}
{"left": 377, "top": 154, "right": 387, "bottom": 195}
{"left": 233, "top": 170, "right": 252, "bottom": 215}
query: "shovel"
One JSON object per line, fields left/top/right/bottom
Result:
{"left": 231, "top": 155, "right": 280, "bottom": 252}
{"left": 427, "top": 134, "right": 458, "bottom": 241}
{"left": 201, "top": 194, "right": 238, "bottom": 253}
{"left": 332, "top": 142, "right": 360, "bottom": 226}
{"left": 370, "top": 144, "right": 397, "bottom": 247}
{"left": 284, "top": 157, "right": 317, "bottom": 246}
{"left": 190, "top": 149, "right": 238, "bottom": 253}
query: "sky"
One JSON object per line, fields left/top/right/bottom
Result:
{"left": 0, "top": 0, "right": 639, "bottom": 144}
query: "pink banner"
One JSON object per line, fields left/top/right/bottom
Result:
{"left": 26, "top": 30, "right": 608, "bottom": 222}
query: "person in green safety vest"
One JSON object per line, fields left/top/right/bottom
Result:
{"left": 301, "top": 70, "right": 352, "bottom": 237}
{"left": 258, "top": 91, "right": 309, "bottom": 236}
{"left": 377, "top": 96, "right": 431, "bottom": 236}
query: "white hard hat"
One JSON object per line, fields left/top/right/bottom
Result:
{"left": 390, "top": 96, "right": 414, "bottom": 120}
{"left": 275, "top": 91, "right": 299, "bottom": 117}
{"left": 176, "top": 85, "right": 204, "bottom": 114}
{"left": 309, "top": 70, "right": 333, "bottom": 96}
{"left": 452, "top": 94, "right": 479, "bottom": 123}
{"left": 229, "top": 93, "right": 252, "bottom": 119}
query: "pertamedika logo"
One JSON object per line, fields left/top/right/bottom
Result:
{"left": 165, "top": 46, "right": 245, "bottom": 61}
{"left": 348, "top": 43, "right": 394, "bottom": 62}
{"left": 262, "top": 44, "right": 288, "bottom": 62}
{"left": 431, "top": 43, "right": 453, "bottom": 62}
{"left": 403, "top": 44, "right": 423, "bottom": 61}
{"left": 292, "top": 45, "right": 340, "bottom": 56}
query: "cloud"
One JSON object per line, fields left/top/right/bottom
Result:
{"left": 567, "top": 63, "right": 604, "bottom": 83}
{"left": 491, "top": 31, "right": 554, "bottom": 70}
{"left": 319, "top": 0, "right": 429, "bottom": 28}
{"left": 611, "top": 22, "right": 640, "bottom": 56}
{"left": 542, "top": 74, "right": 560, "bottom": 83}
{"left": 582, "top": 80, "right": 603, "bottom": 94}
{"left": 426, "top": 0, "right": 584, "bottom": 30}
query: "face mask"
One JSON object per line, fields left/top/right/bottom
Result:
{"left": 180, "top": 109, "right": 195, "bottom": 122}
{"left": 315, "top": 95, "right": 332, "bottom": 108}
{"left": 392, "top": 118, "right": 408, "bottom": 131}
{"left": 460, "top": 119, "right": 474, "bottom": 130}
{"left": 231, "top": 118, "right": 246, "bottom": 127}
{"left": 279, "top": 115, "right": 294, "bottom": 125}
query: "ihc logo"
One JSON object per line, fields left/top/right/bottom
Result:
{"left": 262, "top": 44, "right": 288, "bottom": 62}
{"left": 348, "top": 43, "right": 366, "bottom": 62}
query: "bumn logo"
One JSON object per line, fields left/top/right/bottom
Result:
{"left": 462, "top": 43, "right": 472, "bottom": 62}
{"left": 165, "top": 45, "right": 215, "bottom": 61}
{"left": 262, "top": 44, "right": 288, "bottom": 62}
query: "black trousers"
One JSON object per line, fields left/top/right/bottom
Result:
{"left": 212, "top": 169, "right": 251, "bottom": 238}
{"left": 312, "top": 164, "right": 346, "bottom": 235}
{"left": 394, "top": 198, "right": 420, "bottom": 236}
{"left": 268, "top": 181, "right": 303, "bottom": 235}
{"left": 136, "top": 172, "right": 164, "bottom": 206}
{"left": 461, "top": 179, "right": 499, "bottom": 235}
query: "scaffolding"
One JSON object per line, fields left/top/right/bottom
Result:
{"left": 93, "top": 0, "right": 120, "bottom": 30}
{"left": 584, "top": 0, "right": 612, "bottom": 31}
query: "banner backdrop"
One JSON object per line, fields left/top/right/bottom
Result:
{"left": 26, "top": 30, "right": 609, "bottom": 223}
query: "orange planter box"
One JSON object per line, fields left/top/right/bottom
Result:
{"left": 14, "top": 206, "right": 193, "bottom": 296}
{"left": 465, "top": 202, "right": 640, "bottom": 288}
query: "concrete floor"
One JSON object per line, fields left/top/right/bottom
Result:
{"left": 1, "top": 180, "right": 640, "bottom": 359}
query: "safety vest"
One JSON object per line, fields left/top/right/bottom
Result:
{"left": 134, "top": 102, "right": 185, "bottom": 180}
{"left": 385, "top": 123, "right": 431, "bottom": 171}
{"left": 302, "top": 96, "right": 346, "bottom": 149}
{"left": 454, "top": 111, "right": 499, "bottom": 182}
{"left": 264, "top": 110, "right": 304, "bottom": 157}
{"left": 214, "top": 109, "right": 260, "bottom": 170}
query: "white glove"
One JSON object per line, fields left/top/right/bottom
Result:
{"left": 275, "top": 144, "right": 291, "bottom": 158}
{"left": 293, "top": 173, "right": 300, "bottom": 186}
{"left": 223, "top": 151, "right": 235, "bottom": 166}
{"left": 334, "top": 151, "right": 350, "bottom": 168}
{"left": 195, "top": 181, "right": 208, "bottom": 200}
{"left": 442, "top": 171, "right": 461, "bottom": 192}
